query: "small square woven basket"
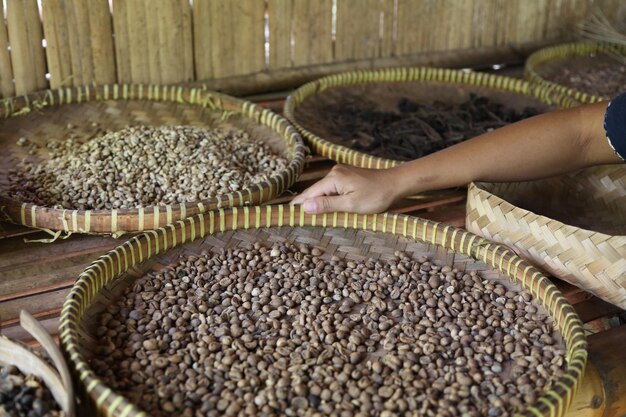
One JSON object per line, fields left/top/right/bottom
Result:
{"left": 466, "top": 164, "right": 626, "bottom": 309}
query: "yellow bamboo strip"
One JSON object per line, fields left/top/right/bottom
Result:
{"left": 6, "top": 0, "right": 47, "bottom": 95}
{"left": 335, "top": 0, "right": 382, "bottom": 61}
{"left": 268, "top": 0, "right": 293, "bottom": 69}
{"left": 112, "top": 0, "right": 132, "bottom": 83}
{"left": 0, "top": 6, "right": 15, "bottom": 97}
{"left": 292, "top": 0, "right": 333, "bottom": 67}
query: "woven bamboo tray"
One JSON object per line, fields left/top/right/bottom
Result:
{"left": 0, "top": 85, "right": 305, "bottom": 235}
{"left": 283, "top": 67, "right": 579, "bottom": 169}
{"left": 466, "top": 164, "right": 626, "bottom": 309}
{"left": 60, "top": 205, "right": 587, "bottom": 417}
{"left": 0, "top": 311, "right": 74, "bottom": 417}
{"left": 525, "top": 41, "right": 626, "bottom": 104}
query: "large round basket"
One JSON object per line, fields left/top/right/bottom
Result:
{"left": 525, "top": 41, "right": 626, "bottom": 104}
{"left": 283, "top": 67, "right": 579, "bottom": 169}
{"left": 0, "top": 85, "right": 306, "bottom": 235}
{"left": 466, "top": 164, "right": 626, "bottom": 309}
{"left": 60, "top": 205, "right": 587, "bottom": 417}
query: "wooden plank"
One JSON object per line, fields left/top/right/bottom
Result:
{"left": 72, "top": 0, "right": 96, "bottom": 86}
{"left": 144, "top": 0, "right": 162, "bottom": 83}
{"left": 379, "top": 0, "right": 394, "bottom": 58}
{"left": 0, "top": 6, "right": 15, "bottom": 98}
{"left": 127, "top": 0, "right": 150, "bottom": 83}
{"left": 586, "top": 325, "right": 626, "bottom": 417}
{"left": 0, "top": 222, "right": 38, "bottom": 240}
{"left": 88, "top": 0, "right": 116, "bottom": 85}
{"left": 0, "top": 234, "right": 125, "bottom": 271}
{"left": 564, "top": 362, "right": 606, "bottom": 417}
{"left": 194, "top": 0, "right": 265, "bottom": 80}
{"left": 0, "top": 289, "right": 68, "bottom": 325}
{"left": 63, "top": 0, "right": 84, "bottom": 85}
{"left": 574, "top": 297, "right": 623, "bottom": 324}
{"left": 112, "top": 0, "right": 132, "bottom": 83}
{"left": 6, "top": 0, "right": 47, "bottom": 95}
{"left": 181, "top": 0, "right": 195, "bottom": 82}
{"left": 0, "top": 316, "right": 60, "bottom": 344}
{"left": 292, "top": 0, "right": 333, "bottom": 67}
{"left": 395, "top": 0, "right": 432, "bottom": 56}
{"left": 191, "top": 42, "right": 541, "bottom": 95}
{"left": 268, "top": 0, "right": 294, "bottom": 69}
{"left": 0, "top": 258, "right": 99, "bottom": 302}
{"left": 192, "top": 0, "right": 213, "bottom": 79}
{"left": 335, "top": 0, "right": 383, "bottom": 61}
{"left": 417, "top": 202, "right": 466, "bottom": 228}
{"left": 41, "top": 0, "right": 72, "bottom": 88}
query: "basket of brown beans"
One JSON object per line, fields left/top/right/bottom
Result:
{"left": 0, "top": 85, "right": 305, "bottom": 234}
{"left": 525, "top": 41, "right": 626, "bottom": 104}
{"left": 60, "top": 205, "right": 586, "bottom": 417}
{"left": 0, "top": 311, "right": 74, "bottom": 417}
{"left": 283, "top": 67, "right": 579, "bottom": 170}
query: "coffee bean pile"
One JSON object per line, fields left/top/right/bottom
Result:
{"left": 538, "top": 54, "right": 626, "bottom": 98}
{"left": 0, "top": 365, "right": 65, "bottom": 417}
{"left": 8, "top": 125, "right": 287, "bottom": 210}
{"left": 91, "top": 243, "right": 565, "bottom": 417}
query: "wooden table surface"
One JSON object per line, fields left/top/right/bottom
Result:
{"left": 0, "top": 96, "right": 624, "bottom": 417}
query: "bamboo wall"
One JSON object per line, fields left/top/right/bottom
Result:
{"left": 0, "top": 0, "right": 604, "bottom": 98}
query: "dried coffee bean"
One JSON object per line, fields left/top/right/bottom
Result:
{"left": 9, "top": 126, "right": 287, "bottom": 210}
{"left": 91, "top": 244, "right": 565, "bottom": 417}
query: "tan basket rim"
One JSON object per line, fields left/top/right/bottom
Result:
{"left": 0, "top": 84, "right": 306, "bottom": 235}
{"left": 60, "top": 205, "right": 587, "bottom": 417}
{"left": 524, "top": 41, "right": 626, "bottom": 104}
{"left": 283, "top": 66, "right": 580, "bottom": 169}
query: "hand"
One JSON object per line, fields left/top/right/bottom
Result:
{"left": 291, "top": 165, "right": 400, "bottom": 214}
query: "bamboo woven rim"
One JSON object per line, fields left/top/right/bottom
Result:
{"left": 0, "top": 84, "right": 306, "bottom": 235}
{"left": 466, "top": 165, "right": 626, "bottom": 309}
{"left": 283, "top": 66, "right": 580, "bottom": 169}
{"left": 525, "top": 41, "right": 626, "bottom": 104}
{"left": 60, "top": 205, "right": 587, "bottom": 417}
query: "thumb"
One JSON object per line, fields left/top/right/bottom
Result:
{"left": 302, "top": 195, "right": 353, "bottom": 214}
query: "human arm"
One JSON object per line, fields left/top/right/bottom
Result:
{"left": 291, "top": 100, "right": 623, "bottom": 214}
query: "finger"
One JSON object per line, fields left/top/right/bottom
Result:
{"left": 301, "top": 194, "right": 353, "bottom": 214}
{"left": 291, "top": 176, "right": 339, "bottom": 205}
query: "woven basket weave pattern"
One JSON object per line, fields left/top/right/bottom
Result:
{"left": 466, "top": 165, "right": 626, "bottom": 309}
{"left": 60, "top": 205, "right": 586, "bottom": 417}
{"left": 0, "top": 84, "right": 306, "bottom": 234}
{"left": 284, "top": 66, "right": 580, "bottom": 170}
